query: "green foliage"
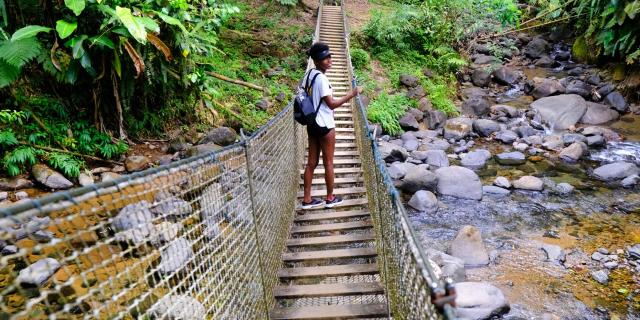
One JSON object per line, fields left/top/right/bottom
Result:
{"left": 366, "top": 93, "right": 413, "bottom": 136}
{"left": 47, "top": 152, "right": 82, "bottom": 178}
{"left": 3, "top": 146, "right": 37, "bottom": 176}
{"left": 277, "top": 0, "right": 298, "bottom": 5}
{"left": 350, "top": 48, "right": 370, "bottom": 70}
{"left": 424, "top": 77, "right": 459, "bottom": 116}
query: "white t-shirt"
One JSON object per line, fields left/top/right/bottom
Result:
{"left": 302, "top": 69, "right": 334, "bottom": 129}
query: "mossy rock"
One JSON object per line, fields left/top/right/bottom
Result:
{"left": 572, "top": 36, "right": 599, "bottom": 65}
{"left": 612, "top": 64, "right": 626, "bottom": 82}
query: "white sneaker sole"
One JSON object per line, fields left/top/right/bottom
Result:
{"left": 325, "top": 200, "right": 343, "bottom": 208}
{"left": 302, "top": 202, "right": 324, "bottom": 210}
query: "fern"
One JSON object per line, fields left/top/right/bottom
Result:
{"left": 0, "top": 59, "right": 19, "bottom": 87}
{"left": 3, "top": 146, "right": 37, "bottom": 176}
{"left": 0, "top": 37, "right": 42, "bottom": 68}
{"left": 277, "top": 0, "right": 298, "bottom": 6}
{"left": 0, "top": 130, "right": 18, "bottom": 147}
{"left": 366, "top": 93, "right": 412, "bottom": 136}
{"left": 47, "top": 152, "right": 82, "bottom": 178}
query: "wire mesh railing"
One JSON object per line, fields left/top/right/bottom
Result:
{"left": 0, "top": 104, "right": 305, "bottom": 319}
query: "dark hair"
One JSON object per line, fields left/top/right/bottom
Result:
{"left": 307, "top": 42, "right": 331, "bottom": 60}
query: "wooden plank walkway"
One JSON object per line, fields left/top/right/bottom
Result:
{"left": 269, "top": 4, "right": 388, "bottom": 319}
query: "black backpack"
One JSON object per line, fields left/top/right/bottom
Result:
{"left": 293, "top": 69, "right": 322, "bottom": 125}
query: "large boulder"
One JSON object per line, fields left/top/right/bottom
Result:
{"left": 529, "top": 78, "right": 565, "bottom": 100}
{"left": 604, "top": 91, "right": 629, "bottom": 112}
{"left": 408, "top": 190, "right": 438, "bottom": 213}
{"left": 399, "top": 166, "right": 438, "bottom": 194}
{"left": 32, "top": 164, "right": 73, "bottom": 189}
{"left": 460, "top": 149, "right": 492, "bottom": 170}
{"left": 461, "top": 97, "right": 490, "bottom": 116}
{"left": 524, "top": 37, "right": 549, "bottom": 59}
{"left": 377, "top": 141, "right": 409, "bottom": 163}
{"left": 435, "top": 166, "right": 483, "bottom": 200}
{"left": 455, "top": 282, "right": 510, "bottom": 319}
{"left": 593, "top": 162, "right": 639, "bottom": 181}
{"left": 199, "top": 127, "right": 237, "bottom": 146}
{"left": 448, "top": 225, "right": 489, "bottom": 266}
{"left": 16, "top": 258, "right": 61, "bottom": 287}
{"left": 580, "top": 102, "right": 619, "bottom": 125}
{"left": 473, "top": 119, "right": 500, "bottom": 137}
{"left": 530, "top": 94, "right": 587, "bottom": 130}
{"left": 444, "top": 118, "right": 473, "bottom": 141}
{"left": 492, "top": 66, "right": 518, "bottom": 85}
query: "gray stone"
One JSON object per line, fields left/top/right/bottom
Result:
{"left": 604, "top": 261, "right": 618, "bottom": 269}
{"left": 158, "top": 238, "right": 194, "bottom": 274}
{"left": 483, "top": 186, "right": 510, "bottom": 196}
{"left": 460, "top": 149, "right": 492, "bottom": 170}
{"left": 400, "top": 132, "right": 416, "bottom": 142}
{"left": 152, "top": 197, "right": 192, "bottom": 220}
{"left": 535, "top": 55, "right": 557, "bottom": 67}
{"left": 410, "top": 151, "right": 429, "bottom": 161}
{"left": 593, "top": 162, "right": 639, "bottom": 181}
{"left": 435, "top": 166, "right": 483, "bottom": 200}
{"left": 408, "top": 190, "right": 438, "bottom": 214}
{"left": 597, "top": 248, "right": 609, "bottom": 255}
{"left": 586, "top": 135, "right": 606, "bottom": 148}
{"left": 515, "top": 126, "right": 539, "bottom": 138}
{"left": 591, "top": 251, "right": 606, "bottom": 261}
{"left": 597, "top": 83, "right": 615, "bottom": 98}
{"left": 407, "top": 86, "right": 426, "bottom": 99}
{"left": 169, "top": 137, "right": 190, "bottom": 153}
{"left": 492, "top": 66, "right": 518, "bottom": 85}
{"left": 426, "top": 249, "right": 466, "bottom": 282}
{"left": 530, "top": 78, "right": 566, "bottom": 100}
{"left": 490, "top": 104, "right": 519, "bottom": 118}
{"left": 444, "top": 118, "right": 473, "bottom": 141}
{"left": 474, "top": 54, "right": 498, "bottom": 64}
{"left": 378, "top": 141, "right": 409, "bottom": 163}
{"left": 387, "top": 162, "right": 409, "bottom": 180}
{"left": 399, "top": 74, "right": 419, "bottom": 87}
{"left": 530, "top": 94, "right": 587, "bottom": 130}
{"left": 187, "top": 143, "right": 222, "bottom": 157}
{"left": 100, "top": 172, "right": 121, "bottom": 182}
{"left": 112, "top": 201, "right": 154, "bottom": 232}
{"left": 424, "top": 139, "right": 451, "bottom": 151}
{"left": 622, "top": 175, "right": 640, "bottom": 188}
{"left": 461, "top": 97, "right": 490, "bottom": 116}
{"left": 542, "top": 135, "right": 564, "bottom": 151}
{"left": 399, "top": 112, "right": 420, "bottom": 131}
{"left": 149, "top": 222, "right": 182, "bottom": 247}
{"left": 0, "top": 192, "right": 7, "bottom": 201}
{"left": 149, "top": 295, "right": 206, "bottom": 320}
{"left": 513, "top": 176, "right": 544, "bottom": 191}
{"left": 580, "top": 102, "right": 619, "bottom": 125}
{"left": 1, "top": 245, "right": 17, "bottom": 255}
{"left": 495, "top": 130, "right": 518, "bottom": 144}
{"left": 199, "top": 127, "right": 237, "bottom": 146}
{"left": 404, "top": 139, "right": 419, "bottom": 152}
{"left": 473, "top": 119, "right": 500, "bottom": 137}
{"left": 399, "top": 167, "right": 438, "bottom": 194}
{"left": 425, "top": 109, "right": 447, "bottom": 130}
{"left": 524, "top": 135, "right": 543, "bottom": 146}
{"left": 541, "top": 244, "right": 565, "bottom": 263}
{"left": 628, "top": 244, "right": 640, "bottom": 260}
{"left": 32, "top": 164, "right": 73, "bottom": 189}
{"left": 604, "top": 91, "right": 628, "bottom": 112}
{"left": 496, "top": 152, "right": 526, "bottom": 165}
{"left": 587, "top": 74, "right": 602, "bottom": 85}
{"left": 16, "top": 258, "right": 60, "bottom": 286}
{"left": 559, "top": 142, "right": 588, "bottom": 162}
{"left": 424, "top": 150, "right": 449, "bottom": 168}
{"left": 449, "top": 225, "right": 489, "bottom": 266}
{"left": 514, "top": 142, "right": 528, "bottom": 152}
{"left": 591, "top": 269, "right": 609, "bottom": 285}
{"left": 415, "top": 130, "right": 439, "bottom": 139}
{"left": 125, "top": 156, "right": 150, "bottom": 172}
{"left": 455, "top": 282, "right": 510, "bottom": 319}
{"left": 0, "top": 177, "right": 34, "bottom": 191}
{"left": 565, "top": 79, "right": 592, "bottom": 98}
{"left": 14, "top": 191, "right": 28, "bottom": 200}
{"left": 255, "top": 99, "right": 270, "bottom": 111}
{"left": 563, "top": 133, "right": 588, "bottom": 146}
{"left": 555, "top": 183, "right": 575, "bottom": 194}
{"left": 494, "top": 177, "right": 511, "bottom": 189}
{"left": 78, "top": 172, "right": 94, "bottom": 187}
{"left": 472, "top": 69, "right": 491, "bottom": 87}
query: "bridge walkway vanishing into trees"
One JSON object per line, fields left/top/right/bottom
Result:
{"left": 0, "top": 1, "right": 455, "bottom": 319}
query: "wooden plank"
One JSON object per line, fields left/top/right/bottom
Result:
{"left": 297, "top": 198, "right": 368, "bottom": 211}
{"left": 299, "top": 167, "right": 361, "bottom": 175}
{"left": 297, "top": 187, "right": 366, "bottom": 198}
{"left": 277, "top": 264, "right": 378, "bottom": 278}
{"left": 302, "top": 158, "right": 359, "bottom": 165}
{"left": 274, "top": 282, "right": 384, "bottom": 298}
{"left": 270, "top": 303, "right": 388, "bottom": 320}
{"left": 300, "top": 176, "right": 361, "bottom": 185}
{"left": 294, "top": 210, "right": 369, "bottom": 221}
{"left": 282, "top": 247, "right": 377, "bottom": 262}
{"left": 286, "top": 233, "right": 375, "bottom": 247}
{"left": 290, "top": 220, "right": 372, "bottom": 233}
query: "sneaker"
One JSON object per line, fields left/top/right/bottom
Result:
{"left": 325, "top": 196, "right": 343, "bottom": 208}
{"left": 301, "top": 198, "right": 324, "bottom": 210}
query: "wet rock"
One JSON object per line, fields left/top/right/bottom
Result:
{"left": 16, "top": 258, "right": 61, "bottom": 287}
{"left": 444, "top": 118, "right": 473, "bottom": 141}
{"left": 596, "top": 84, "right": 615, "bottom": 99}
{"left": 78, "top": 172, "right": 94, "bottom": 187}
{"left": 490, "top": 104, "right": 518, "bottom": 118}
{"left": 555, "top": 183, "right": 575, "bottom": 195}
{"left": 580, "top": 102, "right": 619, "bottom": 125}
{"left": 565, "top": 80, "right": 592, "bottom": 98}
{"left": 524, "top": 37, "right": 549, "bottom": 59}
{"left": 628, "top": 244, "right": 640, "bottom": 260}
{"left": 455, "top": 282, "right": 510, "bottom": 319}
{"left": 1, "top": 245, "right": 17, "bottom": 255}
{"left": 449, "top": 225, "right": 489, "bottom": 266}
{"left": 622, "top": 175, "right": 640, "bottom": 188}
{"left": 0, "top": 177, "right": 34, "bottom": 191}
{"left": 399, "top": 112, "right": 420, "bottom": 131}
{"left": 408, "top": 190, "right": 438, "bottom": 213}
{"left": 567, "top": 67, "right": 584, "bottom": 76}
{"left": 435, "top": 166, "right": 482, "bottom": 200}
{"left": 472, "top": 120, "right": 500, "bottom": 137}
{"left": 559, "top": 142, "right": 587, "bottom": 162}
{"left": 542, "top": 135, "right": 564, "bottom": 151}
{"left": 387, "top": 162, "right": 409, "bottom": 180}
{"left": 562, "top": 133, "right": 588, "bottom": 146}
{"left": 529, "top": 78, "right": 566, "bottom": 100}
{"left": 378, "top": 141, "right": 409, "bottom": 163}
{"left": 424, "top": 150, "right": 449, "bottom": 168}
{"left": 472, "top": 69, "right": 491, "bottom": 87}
{"left": 535, "top": 56, "right": 558, "bottom": 67}
{"left": 399, "top": 166, "right": 437, "bottom": 194}
{"left": 101, "top": 172, "right": 121, "bottom": 182}
{"left": 591, "top": 269, "right": 609, "bottom": 285}
{"left": 579, "top": 126, "right": 622, "bottom": 142}
{"left": 593, "top": 162, "right": 639, "bottom": 181}
{"left": 474, "top": 54, "right": 498, "bottom": 64}
{"left": 125, "top": 155, "right": 150, "bottom": 172}
{"left": 492, "top": 66, "right": 518, "bottom": 85}
{"left": 496, "top": 152, "right": 526, "bottom": 165}
{"left": 199, "top": 127, "right": 237, "bottom": 146}
{"left": 461, "top": 96, "right": 490, "bottom": 116}
{"left": 149, "top": 295, "right": 206, "bottom": 320}
{"left": 158, "top": 238, "right": 194, "bottom": 274}
{"left": 541, "top": 244, "right": 565, "bottom": 263}
{"left": 425, "top": 109, "right": 447, "bottom": 130}
{"left": 32, "top": 164, "right": 73, "bottom": 189}
{"left": 460, "top": 149, "right": 492, "bottom": 170}
{"left": 151, "top": 197, "right": 192, "bottom": 220}
{"left": 483, "top": 186, "right": 510, "bottom": 196}
{"left": 494, "top": 177, "right": 511, "bottom": 189}
{"left": 587, "top": 74, "right": 602, "bottom": 85}
{"left": 399, "top": 74, "right": 419, "bottom": 87}
{"left": 513, "top": 176, "right": 544, "bottom": 191}
{"left": 515, "top": 126, "right": 539, "bottom": 139}
{"left": 604, "top": 91, "right": 629, "bottom": 112}
{"left": 495, "top": 130, "right": 518, "bottom": 144}
{"left": 530, "top": 94, "right": 587, "bottom": 130}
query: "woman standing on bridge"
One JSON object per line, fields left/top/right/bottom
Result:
{"left": 301, "top": 42, "right": 363, "bottom": 210}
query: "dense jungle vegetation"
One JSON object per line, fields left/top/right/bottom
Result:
{"left": 0, "top": 0, "right": 638, "bottom": 180}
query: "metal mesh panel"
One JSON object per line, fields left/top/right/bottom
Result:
{"left": 0, "top": 106, "right": 300, "bottom": 319}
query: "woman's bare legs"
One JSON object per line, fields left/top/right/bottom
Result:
{"left": 319, "top": 129, "right": 336, "bottom": 200}
{"left": 303, "top": 134, "right": 321, "bottom": 203}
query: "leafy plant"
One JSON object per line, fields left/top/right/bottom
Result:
{"left": 351, "top": 48, "right": 370, "bottom": 71}
{"left": 366, "top": 93, "right": 413, "bottom": 136}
